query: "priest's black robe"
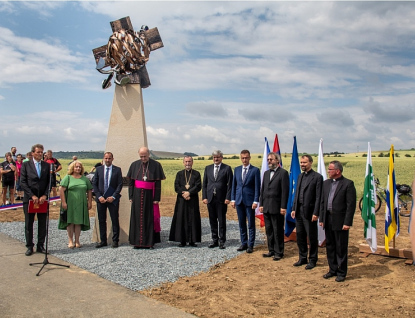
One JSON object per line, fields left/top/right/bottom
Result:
{"left": 169, "top": 169, "right": 202, "bottom": 244}
{"left": 127, "top": 158, "right": 165, "bottom": 247}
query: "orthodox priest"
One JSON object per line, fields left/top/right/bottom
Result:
{"left": 169, "top": 156, "right": 202, "bottom": 247}
{"left": 127, "top": 147, "right": 165, "bottom": 249}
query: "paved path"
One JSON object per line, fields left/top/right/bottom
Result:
{"left": 0, "top": 232, "right": 194, "bottom": 318}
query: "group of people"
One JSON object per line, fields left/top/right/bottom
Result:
{"left": 132, "top": 148, "right": 356, "bottom": 282}
{"left": 22, "top": 144, "right": 358, "bottom": 282}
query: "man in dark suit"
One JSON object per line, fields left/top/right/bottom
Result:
{"left": 291, "top": 155, "right": 323, "bottom": 269}
{"left": 259, "top": 152, "right": 289, "bottom": 260}
{"left": 202, "top": 150, "right": 233, "bottom": 249}
{"left": 231, "top": 150, "right": 261, "bottom": 253}
{"left": 93, "top": 152, "right": 123, "bottom": 248}
{"left": 20, "top": 144, "right": 51, "bottom": 256}
{"left": 320, "top": 160, "right": 356, "bottom": 282}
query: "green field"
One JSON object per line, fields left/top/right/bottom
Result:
{"left": 60, "top": 151, "right": 415, "bottom": 199}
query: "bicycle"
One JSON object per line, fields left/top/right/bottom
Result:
{"left": 358, "top": 177, "right": 413, "bottom": 217}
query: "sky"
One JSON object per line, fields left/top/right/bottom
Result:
{"left": 1, "top": 1, "right": 415, "bottom": 156}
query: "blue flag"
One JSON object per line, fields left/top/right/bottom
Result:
{"left": 285, "top": 136, "right": 300, "bottom": 237}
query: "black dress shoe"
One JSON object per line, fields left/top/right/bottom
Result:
{"left": 25, "top": 247, "right": 34, "bottom": 256}
{"left": 305, "top": 263, "right": 316, "bottom": 270}
{"left": 293, "top": 259, "right": 308, "bottom": 267}
{"left": 178, "top": 243, "right": 186, "bottom": 247}
{"left": 273, "top": 255, "right": 282, "bottom": 261}
{"left": 112, "top": 242, "right": 119, "bottom": 248}
{"left": 323, "top": 272, "right": 336, "bottom": 279}
{"left": 335, "top": 276, "right": 346, "bottom": 282}
{"left": 219, "top": 243, "right": 225, "bottom": 249}
{"left": 208, "top": 242, "right": 219, "bottom": 248}
{"left": 246, "top": 247, "right": 253, "bottom": 253}
{"left": 262, "top": 252, "right": 274, "bottom": 258}
{"left": 237, "top": 245, "right": 248, "bottom": 252}
{"left": 36, "top": 246, "right": 46, "bottom": 254}
{"left": 189, "top": 242, "right": 197, "bottom": 247}
{"left": 95, "top": 242, "right": 108, "bottom": 248}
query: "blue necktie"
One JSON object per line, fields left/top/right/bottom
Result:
{"left": 104, "top": 167, "right": 109, "bottom": 193}
{"left": 36, "top": 162, "right": 41, "bottom": 178}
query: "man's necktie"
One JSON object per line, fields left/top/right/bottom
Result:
{"left": 36, "top": 162, "right": 41, "bottom": 178}
{"left": 214, "top": 165, "right": 219, "bottom": 181}
{"left": 104, "top": 167, "right": 109, "bottom": 193}
{"left": 242, "top": 167, "right": 247, "bottom": 182}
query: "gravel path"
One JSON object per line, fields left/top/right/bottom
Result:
{"left": 0, "top": 217, "right": 265, "bottom": 291}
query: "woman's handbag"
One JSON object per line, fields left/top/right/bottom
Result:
{"left": 60, "top": 176, "right": 70, "bottom": 222}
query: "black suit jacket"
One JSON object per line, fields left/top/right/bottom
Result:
{"left": 202, "top": 163, "right": 233, "bottom": 203}
{"left": 259, "top": 167, "right": 289, "bottom": 214}
{"left": 20, "top": 160, "right": 51, "bottom": 202}
{"left": 93, "top": 165, "right": 123, "bottom": 204}
{"left": 292, "top": 169, "right": 323, "bottom": 220}
{"left": 320, "top": 176, "right": 356, "bottom": 231}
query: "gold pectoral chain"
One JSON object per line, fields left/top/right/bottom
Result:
{"left": 184, "top": 169, "right": 192, "bottom": 190}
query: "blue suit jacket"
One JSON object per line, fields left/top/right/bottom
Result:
{"left": 93, "top": 165, "right": 123, "bottom": 204}
{"left": 231, "top": 165, "right": 261, "bottom": 206}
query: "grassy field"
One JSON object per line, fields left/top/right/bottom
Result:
{"left": 60, "top": 150, "right": 415, "bottom": 199}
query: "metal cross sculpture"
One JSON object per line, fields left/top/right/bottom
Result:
{"left": 92, "top": 16, "right": 163, "bottom": 89}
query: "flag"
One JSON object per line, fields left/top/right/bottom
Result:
{"left": 273, "top": 134, "right": 283, "bottom": 168}
{"left": 255, "top": 137, "right": 270, "bottom": 227}
{"left": 361, "top": 142, "right": 377, "bottom": 252}
{"left": 385, "top": 145, "right": 400, "bottom": 253}
{"left": 285, "top": 136, "right": 300, "bottom": 237}
{"left": 317, "top": 138, "right": 326, "bottom": 246}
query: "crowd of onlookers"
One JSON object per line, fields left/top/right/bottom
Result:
{"left": 0, "top": 147, "right": 63, "bottom": 207}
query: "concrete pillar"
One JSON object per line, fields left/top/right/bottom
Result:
{"left": 92, "top": 84, "right": 147, "bottom": 245}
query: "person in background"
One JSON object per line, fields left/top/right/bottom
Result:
{"left": 44, "top": 150, "right": 62, "bottom": 199}
{"left": 90, "top": 160, "right": 103, "bottom": 173}
{"left": 1, "top": 152, "right": 16, "bottom": 206}
{"left": 15, "top": 154, "right": 24, "bottom": 200}
{"left": 58, "top": 161, "right": 92, "bottom": 248}
{"left": 23, "top": 152, "right": 32, "bottom": 162}
{"left": 68, "top": 155, "right": 78, "bottom": 166}
{"left": 11, "top": 147, "right": 17, "bottom": 161}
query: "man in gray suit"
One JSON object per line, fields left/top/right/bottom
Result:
{"left": 202, "top": 150, "right": 233, "bottom": 249}
{"left": 291, "top": 155, "right": 323, "bottom": 270}
{"left": 259, "top": 152, "right": 289, "bottom": 261}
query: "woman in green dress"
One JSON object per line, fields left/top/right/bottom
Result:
{"left": 58, "top": 160, "right": 92, "bottom": 248}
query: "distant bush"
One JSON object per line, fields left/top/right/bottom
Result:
{"left": 405, "top": 154, "right": 411, "bottom": 157}
{"left": 362, "top": 154, "right": 367, "bottom": 157}
{"left": 258, "top": 155, "right": 262, "bottom": 159}
{"left": 378, "top": 153, "right": 384, "bottom": 157}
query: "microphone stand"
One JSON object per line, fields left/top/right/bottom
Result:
{"left": 30, "top": 163, "right": 70, "bottom": 276}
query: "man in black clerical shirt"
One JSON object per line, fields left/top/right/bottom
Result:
{"left": 291, "top": 155, "right": 323, "bottom": 270}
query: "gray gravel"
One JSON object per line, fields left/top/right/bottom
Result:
{"left": 0, "top": 217, "right": 265, "bottom": 291}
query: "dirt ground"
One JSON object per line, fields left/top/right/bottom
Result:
{"left": 2, "top": 199, "right": 415, "bottom": 317}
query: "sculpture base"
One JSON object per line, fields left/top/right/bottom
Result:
{"left": 92, "top": 84, "right": 147, "bottom": 245}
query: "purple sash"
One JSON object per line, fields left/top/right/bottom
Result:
{"left": 134, "top": 180, "right": 161, "bottom": 233}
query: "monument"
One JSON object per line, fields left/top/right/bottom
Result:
{"left": 91, "top": 16, "right": 163, "bottom": 244}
